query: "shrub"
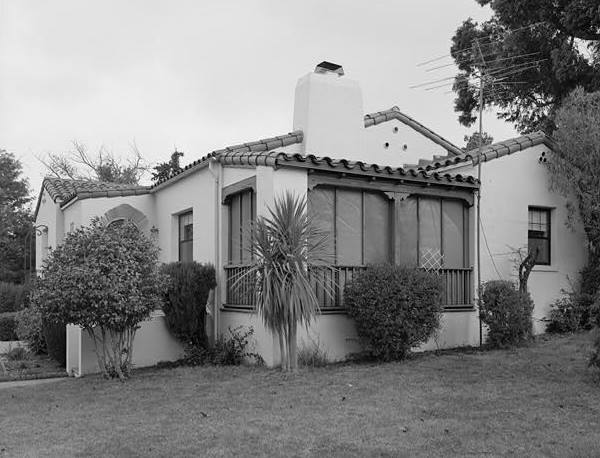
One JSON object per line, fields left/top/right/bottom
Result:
{"left": 184, "top": 326, "right": 263, "bottom": 366}
{"left": 160, "top": 262, "right": 216, "bottom": 347}
{"left": 480, "top": 280, "right": 533, "bottom": 348}
{"left": 344, "top": 264, "right": 444, "bottom": 361}
{"left": 32, "top": 219, "right": 167, "bottom": 380}
{"left": 15, "top": 305, "right": 46, "bottom": 354}
{"left": 0, "top": 312, "right": 18, "bottom": 341}
{"left": 43, "top": 319, "right": 66, "bottom": 367}
{"left": 5, "top": 346, "right": 29, "bottom": 361}
{"left": 0, "top": 282, "right": 29, "bottom": 313}
{"left": 298, "top": 338, "right": 329, "bottom": 367}
{"left": 546, "top": 292, "right": 590, "bottom": 333}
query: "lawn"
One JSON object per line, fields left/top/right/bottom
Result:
{"left": 1, "top": 332, "right": 599, "bottom": 457}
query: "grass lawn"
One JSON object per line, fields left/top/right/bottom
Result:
{"left": 1, "top": 332, "right": 599, "bottom": 457}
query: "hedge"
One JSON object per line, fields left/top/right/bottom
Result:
{"left": 0, "top": 312, "right": 18, "bottom": 341}
{"left": 344, "top": 264, "right": 444, "bottom": 361}
{"left": 0, "top": 282, "right": 29, "bottom": 313}
{"left": 161, "top": 262, "right": 216, "bottom": 347}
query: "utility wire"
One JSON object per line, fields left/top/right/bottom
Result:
{"left": 480, "top": 217, "right": 503, "bottom": 280}
{"left": 417, "top": 21, "right": 546, "bottom": 66}
{"left": 425, "top": 51, "right": 541, "bottom": 72}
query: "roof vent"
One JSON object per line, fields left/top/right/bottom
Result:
{"left": 314, "top": 61, "right": 344, "bottom": 76}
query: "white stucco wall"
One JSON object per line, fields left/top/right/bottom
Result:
{"left": 363, "top": 118, "right": 450, "bottom": 167}
{"left": 62, "top": 194, "right": 154, "bottom": 234}
{"left": 66, "top": 313, "right": 184, "bottom": 376}
{"left": 448, "top": 145, "right": 588, "bottom": 333}
{"left": 293, "top": 71, "right": 364, "bottom": 161}
{"left": 35, "top": 189, "right": 63, "bottom": 270}
{"left": 153, "top": 167, "right": 217, "bottom": 264}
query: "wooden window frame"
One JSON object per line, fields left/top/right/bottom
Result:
{"left": 178, "top": 211, "right": 193, "bottom": 262}
{"left": 528, "top": 206, "right": 551, "bottom": 266}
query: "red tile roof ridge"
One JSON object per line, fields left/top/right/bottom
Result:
{"left": 364, "top": 107, "right": 464, "bottom": 157}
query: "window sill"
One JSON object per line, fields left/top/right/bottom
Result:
{"left": 221, "top": 305, "right": 256, "bottom": 313}
{"left": 443, "top": 306, "right": 476, "bottom": 313}
{"left": 532, "top": 265, "right": 559, "bottom": 273}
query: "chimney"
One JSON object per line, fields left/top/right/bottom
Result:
{"left": 293, "top": 62, "right": 364, "bottom": 160}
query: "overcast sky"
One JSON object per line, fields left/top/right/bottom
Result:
{"left": 0, "top": 0, "right": 519, "bottom": 195}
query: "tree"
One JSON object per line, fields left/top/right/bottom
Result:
{"left": 243, "top": 192, "right": 330, "bottom": 372}
{"left": 151, "top": 150, "right": 184, "bottom": 184}
{"left": 451, "top": 1, "right": 600, "bottom": 133}
{"left": 39, "top": 141, "right": 148, "bottom": 184}
{"left": 464, "top": 131, "right": 494, "bottom": 151}
{"left": 549, "top": 88, "right": 600, "bottom": 263}
{"left": 546, "top": 88, "right": 600, "bottom": 368}
{"left": 0, "top": 150, "right": 34, "bottom": 283}
{"left": 32, "top": 219, "right": 166, "bottom": 379}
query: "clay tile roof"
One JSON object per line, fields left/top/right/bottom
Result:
{"left": 150, "top": 130, "right": 304, "bottom": 189}
{"left": 217, "top": 150, "right": 479, "bottom": 187}
{"left": 43, "top": 177, "right": 150, "bottom": 204}
{"left": 363, "top": 107, "right": 464, "bottom": 157}
{"left": 416, "top": 131, "right": 554, "bottom": 172}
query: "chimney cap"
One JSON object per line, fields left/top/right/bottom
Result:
{"left": 315, "top": 61, "right": 344, "bottom": 76}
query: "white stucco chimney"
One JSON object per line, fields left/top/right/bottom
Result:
{"left": 293, "top": 62, "right": 364, "bottom": 160}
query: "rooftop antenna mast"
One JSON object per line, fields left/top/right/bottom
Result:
{"left": 474, "top": 37, "right": 485, "bottom": 348}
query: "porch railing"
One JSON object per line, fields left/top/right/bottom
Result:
{"left": 224, "top": 264, "right": 473, "bottom": 310}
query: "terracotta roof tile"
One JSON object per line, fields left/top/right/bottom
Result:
{"left": 42, "top": 177, "right": 150, "bottom": 205}
{"left": 216, "top": 150, "right": 478, "bottom": 187}
{"left": 150, "top": 130, "right": 304, "bottom": 189}
{"left": 417, "top": 131, "right": 554, "bottom": 172}
{"left": 364, "top": 107, "right": 464, "bottom": 156}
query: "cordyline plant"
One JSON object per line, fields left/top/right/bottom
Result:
{"left": 32, "top": 218, "right": 166, "bottom": 380}
{"left": 238, "top": 192, "right": 332, "bottom": 372}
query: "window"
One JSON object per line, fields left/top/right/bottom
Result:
{"left": 528, "top": 207, "right": 551, "bottom": 265}
{"left": 308, "top": 187, "right": 392, "bottom": 266}
{"left": 308, "top": 188, "right": 469, "bottom": 268}
{"left": 178, "top": 211, "right": 193, "bottom": 262}
{"left": 227, "top": 189, "right": 255, "bottom": 265}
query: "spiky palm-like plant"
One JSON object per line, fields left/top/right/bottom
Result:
{"left": 243, "top": 192, "right": 331, "bottom": 371}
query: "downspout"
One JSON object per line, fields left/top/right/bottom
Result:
{"left": 208, "top": 158, "right": 222, "bottom": 344}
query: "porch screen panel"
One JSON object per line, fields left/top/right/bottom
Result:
{"left": 442, "top": 200, "right": 464, "bottom": 268}
{"left": 229, "top": 194, "right": 241, "bottom": 264}
{"left": 336, "top": 189, "right": 362, "bottom": 265}
{"left": 419, "top": 198, "right": 442, "bottom": 267}
{"left": 307, "top": 188, "right": 335, "bottom": 262}
{"left": 240, "top": 191, "right": 253, "bottom": 264}
{"left": 364, "top": 191, "right": 390, "bottom": 263}
{"left": 395, "top": 196, "right": 418, "bottom": 267}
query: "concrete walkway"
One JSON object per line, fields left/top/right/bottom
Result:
{"left": 0, "top": 377, "right": 68, "bottom": 390}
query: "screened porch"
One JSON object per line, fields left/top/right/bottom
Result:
{"left": 223, "top": 178, "right": 474, "bottom": 312}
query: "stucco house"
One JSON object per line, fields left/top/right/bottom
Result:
{"left": 34, "top": 62, "right": 587, "bottom": 375}
{"left": 418, "top": 132, "right": 588, "bottom": 333}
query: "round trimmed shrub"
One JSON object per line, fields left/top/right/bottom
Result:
{"left": 344, "top": 264, "right": 444, "bottom": 361}
{"left": 161, "top": 262, "right": 216, "bottom": 347}
{"left": 480, "top": 280, "right": 533, "bottom": 348}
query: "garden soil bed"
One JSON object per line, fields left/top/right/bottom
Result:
{"left": 0, "top": 352, "right": 66, "bottom": 382}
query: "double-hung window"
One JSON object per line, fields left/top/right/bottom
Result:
{"left": 528, "top": 207, "right": 551, "bottom": 265}
{"left": 228, "top": 189, "right": 255, "bottom": 265}
{"left": 179, "top": 211, "right": 193, "bottom": 262}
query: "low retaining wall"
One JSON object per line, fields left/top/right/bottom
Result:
{"left": 220, "top": 308, "right": 480, "bottom": 367}
{"left": 0, "top": 341, "right": 25, "bottom": 354}
{"left": 66, "top": 311, "right": 184, "bottom": 376}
